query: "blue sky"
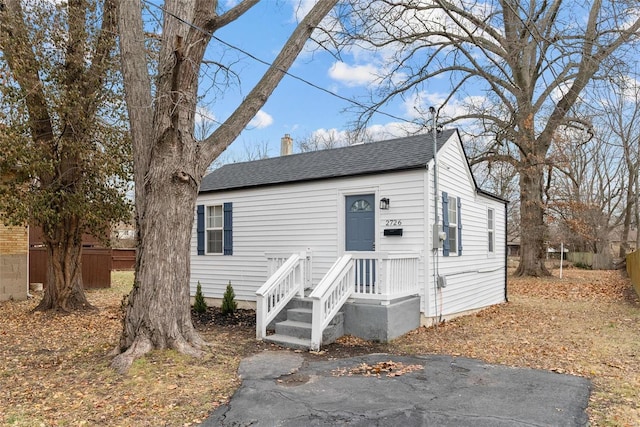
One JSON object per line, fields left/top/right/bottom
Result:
{"left": 191, "top": 0, "right": 436, "bottom": 161}
{"left": 186, "top": 0, "right": 639, "bottom": 164}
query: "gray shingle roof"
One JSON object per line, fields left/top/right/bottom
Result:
{"left": 199, "top": 128, "right": 458, "bottom": 193}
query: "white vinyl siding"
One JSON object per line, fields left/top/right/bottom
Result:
{"left": 424, "top": 134, "right": 506, "bottom": 319}
{"left": 191, "top": 170, "right": 428, "bottom": 303}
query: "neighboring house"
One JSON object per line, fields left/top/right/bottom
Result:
{"left": 0, "top": 222, "right": 29, "bottom": 301}
{"left": 507, "top": 240, "right": 520, "bottom": 257}
{"left": 610, "top": 227, "right": 638, "bottom": 258}
{"left": 190, "top": 129, "right": 507, "bottom": 350}
{"left": 1, "top": 170, "right": 30, "bottom": 301}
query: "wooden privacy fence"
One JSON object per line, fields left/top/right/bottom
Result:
{"left": 567, "top": 252, "right": 612, "bottom": 270}
{"left": 626, "top": 251, "right": 640, "bottom": 298}
{"left": 29, "top": 248, "right": 136, "bottom": 289}
{"left": 111, "top": 248, "right": 136, "bottom": 270}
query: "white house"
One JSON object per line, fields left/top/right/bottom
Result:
{"left": 190, "top": 129, "right": 507, "bottom": 350}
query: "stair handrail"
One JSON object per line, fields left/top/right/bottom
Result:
{"left": 256, "top": 253, "right": 305, "bottom": 340}
{"left": 308, "top": 254, "right": 354, "bottom": 351}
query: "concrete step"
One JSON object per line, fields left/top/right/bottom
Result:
{"left": 271, "top": 313, "right": 345, "bottom": 345}
{"left": 265, "top": 296, "right": 346, "bottom": 351}
{"left": 290, "top": 297, "right": 312, "bottom": 309}
{"left": 263, "top": 334, "right": 311, "bottom": 351}
{"left": 287, "top": 307, "right": 312, "bottom": 323}
{"left": 286, "top": 308, "right": 344, "bottom": 325}
{"left": 275, "top": 319, "right": 312, "bottom": 339}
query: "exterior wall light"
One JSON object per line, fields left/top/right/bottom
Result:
{"left": 380, "top": 198, "right": 390, "bottom": 210}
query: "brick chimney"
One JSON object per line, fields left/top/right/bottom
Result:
{"left": 280, "top": 134, "right": 293, "bottom": 156}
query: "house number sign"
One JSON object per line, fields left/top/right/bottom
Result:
{"left": 385, "top": 219, "right": 402, "bottom": 226}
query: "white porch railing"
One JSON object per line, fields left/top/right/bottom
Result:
{"left": 308, "top": 254, "right": 354, "bottom": 351}
{"left": 256, "top": 250, "right": 420, "bottom": 350}
{"left": 350, "top": 251, "right": 420, "bottom": 302}
{"left": 255, "top": 252, "right": 308, "bottom": 340}
{"left": 266, "top": 250, "right": 312, "bottom": 288}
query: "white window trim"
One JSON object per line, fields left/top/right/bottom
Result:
{"left": 205, "top": 204, "right": 224, "bottom": 255}
{"left": 448, "top": 195, "right": 458, "bottom": 256}
{"left": 488, "top": 207, "right": 495, "bottom": 255}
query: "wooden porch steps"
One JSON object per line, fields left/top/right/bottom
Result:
{"left": 263, "top": 299, "right": 344, "bottom": 350}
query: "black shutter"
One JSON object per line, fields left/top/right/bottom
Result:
{"left": 442, "top": 192, "right": 449, "bottom": 256}
{"left": 223, "top": 202, "right": 233, "bottom": 255}
{"left": 197, "top": 205, "right": 205, "bottom": 255}
{"left": 458, "top": 198, "right": 462, "bottom": 255}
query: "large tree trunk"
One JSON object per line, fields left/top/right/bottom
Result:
{"left": 111, "top": 156, "right": 206, "bottom": 372}
{"left": 35, "top": 219, "right": 94, "bottom": 311}
{"left": 514, "top": 164, "right": 551, "bottom": 277}
{"left": 113, "top": 0, "right": 338, "bottom": 373}
{"left": 620, "top": 147, "right": 637, "bottom": 258}
{"left": 619, "top": 188, "right": 632, "bottom": 258}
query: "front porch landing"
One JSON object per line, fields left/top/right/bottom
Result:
{"left": 256, "top": 251, "right": 421, "bottom": 350}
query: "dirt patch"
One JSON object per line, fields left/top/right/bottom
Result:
{"left": 276, "top": 372, "right": 311, "bottom": 387}
{"left": 1, "top": 268, "right": 639, "bottom": 426}
{"left": 191, "top": 306, "right": 256, "bottom": 328}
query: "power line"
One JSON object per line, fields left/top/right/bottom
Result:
{"left": 140, "top": 0, "right": 416, "bottom": 126}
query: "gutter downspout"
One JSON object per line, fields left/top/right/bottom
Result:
{"left": 430, "top": 106, "right": 440, "bottom": 322}
{"left": 504, "top": 201, "right": 508, "bottom": 303}
{"left": 26, "top": 224, "right": 33, "bottom": 299}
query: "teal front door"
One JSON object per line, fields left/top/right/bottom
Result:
{"left": 345, "top": 194, "right": 375, "bottom": 251}
{"left": 346, "top": 194, "right": 376, "bottom": 291}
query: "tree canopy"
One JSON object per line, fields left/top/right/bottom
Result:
{"left": 0, "top": 0, "right": 131, "bottom": 310}
{"left": 330, "top": 0, "right": 640, "bottom": 275}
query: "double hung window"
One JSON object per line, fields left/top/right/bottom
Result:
{"left": 442, "top": 192, "right": 462, "bottom": 256}
{"left": 196, "top": 203, "right": 233, "bottom": 256}
{"left": 206, "top": 205, "right": 223, "bottom": 254}
{"left": 488, "top": 208, "right": 495, "bottom": 253}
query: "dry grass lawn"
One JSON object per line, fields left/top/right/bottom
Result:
{"left": 1, "top": 268, "right": 639, "bottom": 426}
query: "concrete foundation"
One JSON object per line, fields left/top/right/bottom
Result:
{"left": 343, "top": 295, "right": 421, "bottom": 342}
{"left": 420, "top": 306, "right": 492, "bottom": 327}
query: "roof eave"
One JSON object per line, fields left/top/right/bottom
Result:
{"left": 198, "top": 164, "right": 428, "bottom": 195}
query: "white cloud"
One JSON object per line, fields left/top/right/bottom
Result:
{"left": 224, "top": 0, "right": 242, "bottom": 8}
{"left": 549, "top": 81, "right": 573, "bottom": 103}
{"left": 364, "top": 122, "right": 421, "bottom": 140}
{"left": 400, "top": 91, "right": 492, "bottom": 129}
{"left": 402, "top": 92, "right": 447, "bottom": 120}
{"left": 617, "top": 75, "right": 640, "bottom": 101}
{"left": 308, "top": 122, "right": 420, "bottom": 147}
{"left": 194, "top": 107, "right": 218, "bottom": 139}
{"left": 310, "top": 127, "right": 348, "bottom": 143}
{"left": 248, "top": 110, "right": 274, "bottom": 129}
{"left": 195, "top": 107, "right": 216, "bottom": 126}
{"left": 291, "top": 0, "right": 318, "bottom": 22}
{"left": 328, "top": 61, "right": 380, "bottom": 87}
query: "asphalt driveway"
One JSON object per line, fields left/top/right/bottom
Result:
{"left": 202, "top": 350, "right": 590, "bottom": 426}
